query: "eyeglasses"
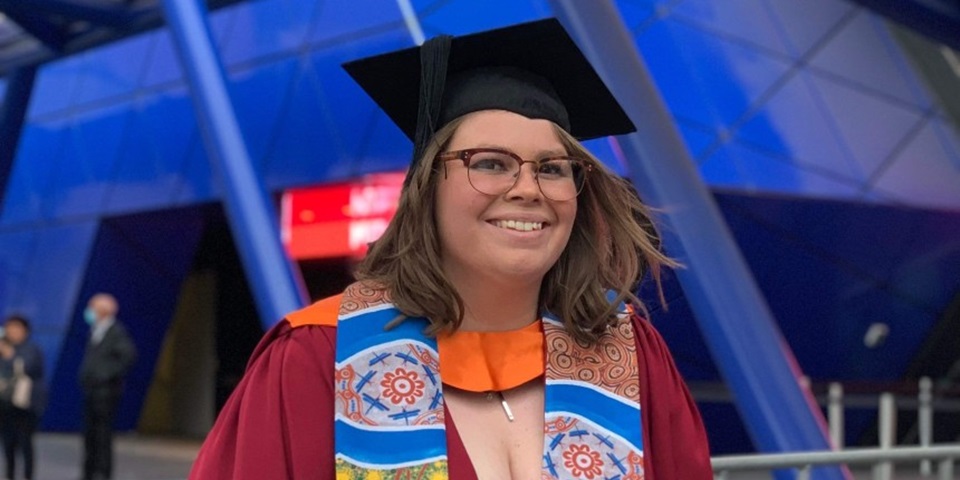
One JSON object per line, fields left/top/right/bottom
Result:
{"left": 436, "top": 148, "right": 592, "bottom": 201}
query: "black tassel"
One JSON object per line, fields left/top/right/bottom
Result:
{"left": 408, "top": 34, "right": 452, "bottom": 187}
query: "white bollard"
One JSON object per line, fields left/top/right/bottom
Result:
{"left": 873, "top": 393, "right": 896, "bottom": 480}
{"left": 829, "top": 382, "right": 845, "bottom": 449}
{"left": 937, "top": 458, "right": 953, "bottom": 480}
{"left": 919, "top": 377, "right": 933, "bottom": 476}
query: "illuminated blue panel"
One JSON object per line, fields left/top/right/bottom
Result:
{"left": 0, "top": 229, "right": 38, "bottom": 307}
{"left": 139, "top": 31, "right": 185, "bottom": 88}
{"left": 0, "top": 68, "right": 35, "bottom": 213}
{"left": 104, "top": 85, "right": 199, "bottom": 215}
{"left": 670, "top": 0, "right": 793, "bottom": 56}
{"left": 261, "top": 38, "right": 429, "bottom": 187}
{"left": 139, "top": 12, "right": 233, "bottom": 89}
{"left": 577, "top": 137, "right": 629, "bottom": 177}
{"left": 417, "top": 0, "right": 548, "bottom": 36}
{"left": 764, "top": 0, "right": 857, "bottom": 58}
{"left": 14, "top": 222, "right": 98, "bottom": 325}
{"left": 676, "top": 120, "right": 720, "bottom": 161}
{"left": 806, "top": 73, "right": 925, "bottom": 180}
{"left": 317, "top": 45, "right": 412, "bottom": 178}
{"left": 171, "top": 138, "right": 215, "bottom": 205}
{"left": 259, "top": 55, "right": 349, "bottom": 186}
{"left": 612, "top": 0, "right": 658, "bottom": 30}
{"left": 41, "top": 106, "right": 130, "bottom": 219}
{"left": 219, "top": 0, "right": 318, "bottom": 64}
{"left": 736, "top": 71, "right": 860, "bottom": 181}
{"left": 306, "top": 0, "right": 406, "bottom": 46}
{"left": 27, "top": 56, "right": 83, "bottom": 119}
{"left": 228, "top": 59, "right": 298, "bottom": 172}
{"left": 13, "top": 221, "right": 99, "bottom": 389}
{"left": 345, "top": 109, "right": 411, "bottom": 179}
{"left": 700, "top": 140, "right": 863, "bottom": 198}
{"left": 260, "top": 46, "right": 391, "bottom": 187}
{"left": 872, "top": 118, "right": 960, "bottom": 210}
{"left": 207, "top": 4, "right": 239, "bottom": 62}
{"left": 71, "top": 35, "right": 152, "bottom": 107}
{"left": 807, "top": 10, "right": 933, "bottom": 108}
{"left": 635, "top": 16, "right": 792, "bottom": 130}
{"left": 0, "top": 122, "right": 64, "bottom": 226}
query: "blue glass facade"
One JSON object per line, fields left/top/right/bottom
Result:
{"left": 0, "top": 0, "right": 957, "bottom": 449}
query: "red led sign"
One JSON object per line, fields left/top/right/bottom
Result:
{"left": 281, "top": 173, "right": 405, "bottom": 259}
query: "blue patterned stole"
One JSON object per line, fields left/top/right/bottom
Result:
{"left": 333, "top": 283, "right": 645, "bottom": 479}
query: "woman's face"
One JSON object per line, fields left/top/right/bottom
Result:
{"left": 4, "top": 322, "right": 26, "bottom": 345}
{"left": 435, "top": 110, "right": 577, "bottom": 287}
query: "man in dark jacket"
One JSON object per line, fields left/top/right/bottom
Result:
{"left": 79, "top": 293, "right": 137, "bottom": 480}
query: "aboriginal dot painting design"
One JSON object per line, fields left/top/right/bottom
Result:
{"left": 541, "top": 316, "right": 645, "bottom": 479}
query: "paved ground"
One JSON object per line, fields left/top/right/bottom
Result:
{"left": 20, "top": 433, "right": 949, "bottom": 479}
{"left": 27, "top": 433, "right": 199, "bottom": 480}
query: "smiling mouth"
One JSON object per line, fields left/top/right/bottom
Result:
{"left": 493, "top": 220, "right": 544, "bottom": 232}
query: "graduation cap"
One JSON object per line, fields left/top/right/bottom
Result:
{"left": 343, "top": 18, "right": 635, "bottom": 178}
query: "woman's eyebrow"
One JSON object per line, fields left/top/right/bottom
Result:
{"left": 468, "top": 144, "right": 568, "bottom": 157}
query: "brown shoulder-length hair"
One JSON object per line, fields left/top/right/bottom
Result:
{"left": 356, "top": 115, "right": 677, "bottom": 344}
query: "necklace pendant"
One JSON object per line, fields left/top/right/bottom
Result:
{"left": 483, "top": 391, "right": 515, "bottom": 421}
{"left": 486, "top": 391, "right": 513, "bottom": 422}
{"left": 499, "top": 393, "right": 515, "bottom": 422}
{"left": 486, "top": 391, "right": 515, "bottom": 422}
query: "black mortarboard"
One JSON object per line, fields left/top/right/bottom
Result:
{"left": 343, "top": 18, "right": 635, "bottom": 178}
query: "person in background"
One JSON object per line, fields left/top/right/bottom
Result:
{"left": 191, "top": 18, "right": 712, "bottom": 479}
{"left": 0, "top": 314, "right": 46, "bottom": 480}
{"left": 79, "top": 293, "right": 137, "bottom": 480}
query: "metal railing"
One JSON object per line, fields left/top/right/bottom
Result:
{"left": 707, "top": 376, "right": 960, "bottom": 479}
{"left": 712, "top": 444, "right": 960, "bottom": 479}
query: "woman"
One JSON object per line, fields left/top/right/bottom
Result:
{"left": 191, "top": 18, "right": 711, "bottom": 479}
{"left": 0, "top": 315, "right": 46, "bottom": 480}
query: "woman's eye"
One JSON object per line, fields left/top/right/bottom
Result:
{"left": 471, "top": 156, "right": 510, "bottom": 172}
{"left": 538, "top": 161, "right": 570, "bottom": 177}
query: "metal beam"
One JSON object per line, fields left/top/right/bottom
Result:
{"left": 159, "top": 0, "right": 306, "bottom": 328}
{"left": 0, "top": 0, "right": 246, "bottom": 78}
{"left": 0, "top": 5, "right": 70, "bottom": 52}
{"left": 547, "top": 2, "right": 848, "bottom": 478}
{"left": 0, "top": 66, "right": 36, "bottom": 213}
{"left": 9, "top": 0, "right": 149, "bottom": 30}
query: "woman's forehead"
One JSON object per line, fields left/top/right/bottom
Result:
{"left": 4, "top": 321, "right": 25, "bottom": 331}
{"left": 448, "top": 110, "right": 564, "bottom": 151}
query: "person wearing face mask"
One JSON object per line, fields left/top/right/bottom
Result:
{"left": 78, "top": 293, "right": 137, "bottom": 480}
{"left": 0, "top": 315, "right": 46, "bottom": 480}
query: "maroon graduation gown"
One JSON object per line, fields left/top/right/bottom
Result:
{"left": 189, "top": 315, "right": 712, "bottom": 479}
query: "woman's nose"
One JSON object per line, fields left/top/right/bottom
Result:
{"left": 505, "top": 163, "right": 542, "bottom": 200}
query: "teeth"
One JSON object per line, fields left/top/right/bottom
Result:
{"left": 495, "top": 220, "right": 543, "bottom": 232}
